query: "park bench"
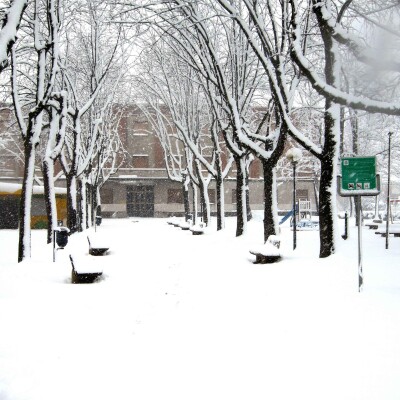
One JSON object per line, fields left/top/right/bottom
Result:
{"left": 374, "top": 226, "right": 400, "bottom": 237}
{"left": 190, "top": 223, "right": 205, "bottom": 235}
{"left": 69, "top": 254, "right": 103, "bottom": 284}
{"left": 365, "top": 223, "right": 380, "bottom": 230}
{"left": 249, "top": 235, "right": 281, "bottom": 264}
{"left": 167, "top": 217, "right": 181, "bottom": 227}
{"left": 167, "top": 217, "right": 177, "bottom": 226}
{"left": 179, "top": 221, "right": 191, "bottom": 231}
{"left": 87, "top": 236, "right": 109, "bottom": 256}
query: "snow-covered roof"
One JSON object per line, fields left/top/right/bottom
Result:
{"left": 0, "top": 182, "right": 67, "bottom": 195}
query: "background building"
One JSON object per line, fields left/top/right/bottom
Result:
{"left": 0, "top": 103, "right": 328, "bottom": 221}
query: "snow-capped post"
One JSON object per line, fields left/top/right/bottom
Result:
{"left": 385, "top": 132, "right": 393, "bottom": 250}
{"left": 286, "top": 148, "right": 302, "bottom": 250}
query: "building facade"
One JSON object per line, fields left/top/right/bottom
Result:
{"left": 99, "top": 106, "right": 319, "bottom": 218}
{"left": 0, "top": 103, "right": 324, "bottom": 222}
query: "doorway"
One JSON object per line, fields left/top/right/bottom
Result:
{"left": 126, "top": 185, "right": 154, "bottom": 217}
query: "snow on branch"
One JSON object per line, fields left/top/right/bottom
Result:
{"left": 0, "top": 0, "right": 27, "bottom": 73}
{"left": 290, "top": 0, "right": 400, "bottom": 116}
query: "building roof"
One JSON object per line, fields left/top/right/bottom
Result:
{"left": 0, "top": 182, "right": 67, "bottom": 195}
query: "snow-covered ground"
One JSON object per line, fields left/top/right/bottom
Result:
{"left": 1, "top": 214, "right": 400, "bottom": 400}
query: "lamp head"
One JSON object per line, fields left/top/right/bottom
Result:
{"left": 286, "top": 148, "right": 302, "bottom": 164}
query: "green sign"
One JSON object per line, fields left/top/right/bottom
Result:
{"left": 341, "top": 157, "right": 376, "bottom": 191}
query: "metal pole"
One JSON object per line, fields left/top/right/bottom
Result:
{"left": 357, "top": 196, "right": 363, "bottom": 292}
{"left": 342, "top": 211, "right": 348, "bottom": 240}
{"left": 293, "top": 161, "right": 297, "bottom": 250}
{"left": 385, "top": 131, "right": 392, "bottom": 249}
{"left": 53, "top": 229, "right": 56, "bottom": 262}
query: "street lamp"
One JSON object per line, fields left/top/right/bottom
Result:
{"left": 385, "top": 131, "right": 393, "bottom": 249}
{"left": 286, "top": 148, "right": 302, "bottom": 250}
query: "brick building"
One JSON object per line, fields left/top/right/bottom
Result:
{"left": 99, "top": 106, "right": 318, "bottom": 218}
{"left": 0, "top": 104, "right": 320, "bottom": 221}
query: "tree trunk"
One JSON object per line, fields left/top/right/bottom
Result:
{"left": 313, "top": 174, "right": 320, "bottom": 215}
{"left": 339, "top": 105, "right": 345, "bottom": 156}
{"left": 192, "top": 182, "right": 198, "bottom": 225}
{"left": 350, "top": 109, "right": 358, "bottom": 155}
{"left": 245, "top": 171, "right": 252, "bottom": 222}
{"left": 318, "top": 154, "right": 336, "bottom": 258}
{"left": 315, "top": 6, "right": 341, "bottom": 258}
{"left": 195, "top": 162, "right": 210, "bottom": 225}
{"left": 215, "top": 174, "right": 225, "bottom": 230}
{"left": 262, "top": 161, "right": 279, "bottom": 243}
{"left": 91, "top": 185, "right": 98, "bottom": 227}
{"left": 235, "top": 156, "right": 247, "bottom": 236}
{"left": 18, "top": 140, "right": 36, "bottom": 262}
{"left": 42, "top": 158, "right": 57, "bottom": 244}
{"left": 66, "top": 174, "right": 78, "bottom": 234}
{"left": 77, "top": 179, "right": 84, "bottom": 232}
{"left": 85, "top": 182, "right": 91, "bottom": 229}
{"left": 183, "top": 180, "right": 190, "bottom": 222}
{"left": 198, "top": 181, "right": 210, "bottom": 226}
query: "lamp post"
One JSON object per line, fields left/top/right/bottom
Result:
{"left": 385, "top": 131, "right": 393, "bottom": 249}
{"left": 286, "top": 148, "right": 302, "bottom": 250}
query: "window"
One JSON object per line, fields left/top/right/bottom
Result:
{"left": 132, "top": 155, "right": 149, "bottom": 168}
{"left": 296, "top": 189, "right": 309, "bottom": 200}
{"left": 208, "top": 189, "right": 216, "bottom": 204}
{"left": 231, "top": 189, "right": 237, "bottom": 204}
{"left": 101, "top": 188, "right": 113, "bottom": 204}
{"left": 168, "top": 188, "right": 183, "bottom": 204}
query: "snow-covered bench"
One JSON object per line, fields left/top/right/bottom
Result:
{"left": 69, "top": 254, "right": 103, "bottom": 284}
{"left": 365, "top": 222, "right": 380, "bottom": 230}
{"left": 375, "top": 225, "right": 400, "bottom": 237}
{"left": 179, "top": 221, "right": 191, "bottom": 231}
{"left": 249, "top": 235, "right": 281, "bottom": 264}
{"left": 190, "top": 223, "right": 205, "bottom": 235}
{"left": 87, "top": 236, "right": 109, "bottom": 256}
{"left": 167, "top": 216, "right": 179, "bottom": 226}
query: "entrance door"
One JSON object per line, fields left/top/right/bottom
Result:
{"left": 126, "top": 185, "right": 154, "bottom": 217}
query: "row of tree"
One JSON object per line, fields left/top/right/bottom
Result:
{"left": 1, "top": 0, "right": 399, "bottom": 262}
{"left": 122, "top": 0, "right": 400, "bottom": 257}
{"left": 1, "top": 0, "right": 128, "bottom": 261}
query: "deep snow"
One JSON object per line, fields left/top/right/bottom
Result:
{"left": 0, "top": 215, "right": 399, "bottom": 400}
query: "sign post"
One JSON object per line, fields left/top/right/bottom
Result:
{"left": 340, "top": 157, "right": 377, "bottom": 193}
{"left": 337, "top": 156, "right": 380, "bottom": 292}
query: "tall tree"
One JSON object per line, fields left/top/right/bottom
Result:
{"left": 11, "top": 0, "right": 61, "bottom": 262}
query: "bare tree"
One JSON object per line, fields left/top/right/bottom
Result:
{"left": 59, "top": 0, "right": 122, "bottom": 233}
{"left": 0, "top": 0, "right": 28, "bottom": 73}
{"left": 11, "top": 0, "right": 61, "bottom": 262}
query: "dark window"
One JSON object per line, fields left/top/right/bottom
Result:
{"left": 132, "top": 155, "right": 149, "bottom": 168}
{"left": 231, "top": 189, "right": 237, "bottom": 204}
{"left": 208, "top": 189, "right": 216, "bottom": 204}
{"left": 167, "top": 188, "right": 183, "bottom": 204}
{"left": 101, "top": 188, "right": 113, "bottom": 204}
{"left": 297, "top": 189, "right": 309, "bottom": 200}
